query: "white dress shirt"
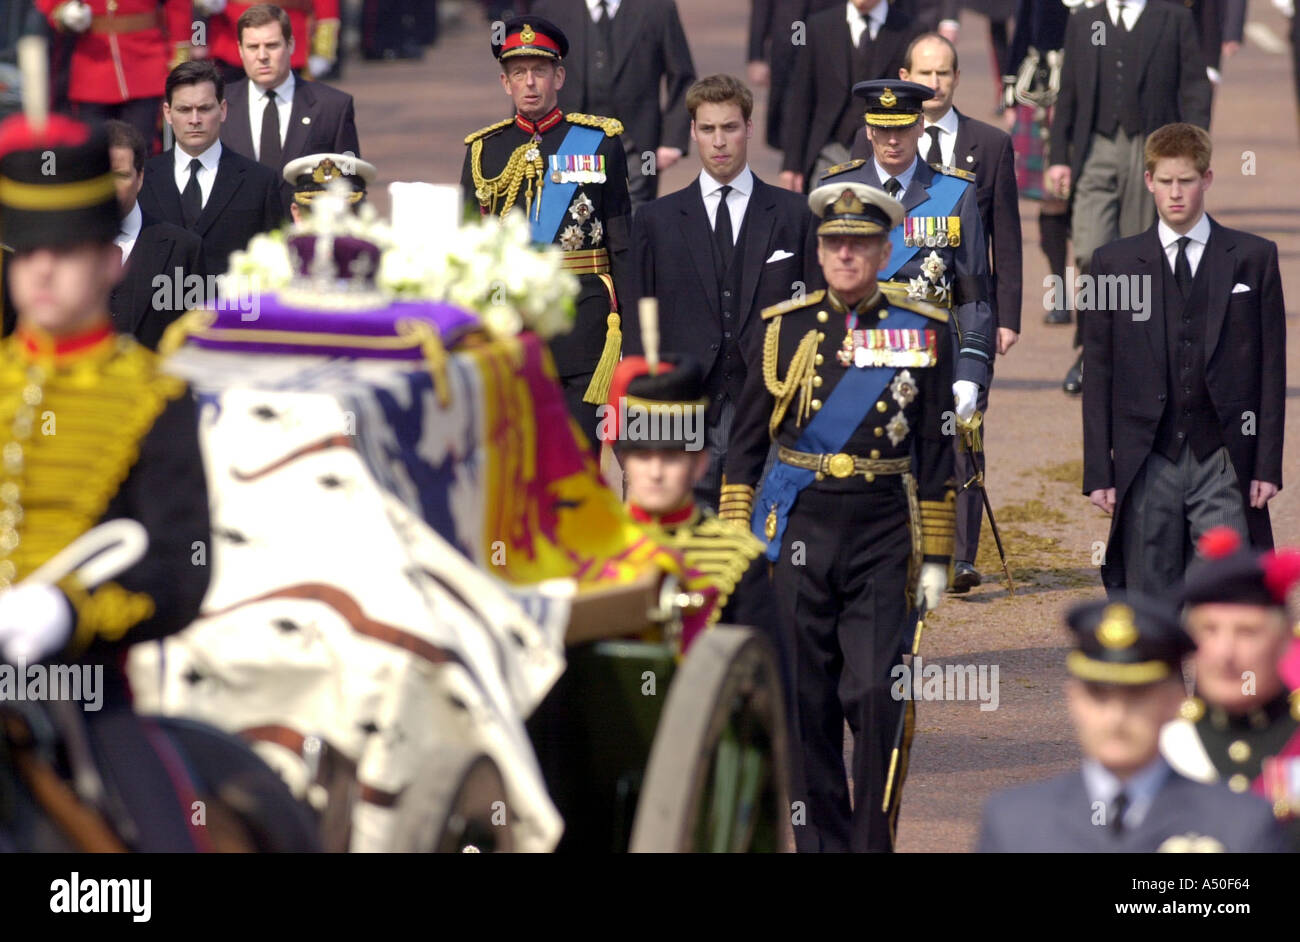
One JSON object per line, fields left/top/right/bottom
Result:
{"left": 172, "top": 139, "right": 222, "bottom": 210}
{"left": 847, "top": 0, "right": 889, "bottom": 46}
{"left": 249, "top": 72, "right": 295, "bottom": 161}
{"left": 587, "top": 0, "right": 621, "bottom": 19}
{"left": 1081, "top": 755, "right": 1171, "bottom": 831}
{"left": 923, "top": 107, "right": 960, "bottom": 168}
{"left": 700, "top": 165, "right": 753, "bottom": 236}
{"left": 1158, "top": 212, "right": 1211, "bottom": 279}
{"left": 1108, "top": 0, "right": 1146, "bottom": 30}
{"left": 115, "top": 202, "right": 142, "bottom": 265}
{"left": 873, "top": 154, "right": 918, "bottom": 196}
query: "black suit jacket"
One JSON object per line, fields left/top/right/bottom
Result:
{"left": 221, "top": 77, "right": 361, "bottom": 213}
{"left": 1082, "top": 219, "right": 1286, "bottom": 583}
{"left": 533, "top": 0, "right": 696, "bottom": 155}
{"left": 1049, "top": 1, "right": 1211, "bottom": 184}
{"left": 853, "top": 108, "right": 1023, "bottom": 331}
{"left": 139, "top": 146, "right": 284, "bottom": 282}
{"left": 109, "top": 210, "right": 205, "bottom": 350}
{"left": 781, "top": 2, "right": 920, "bottom": 181}
{"left": 978, "top": 767, "right": 1288, "bottom": 852}
{"left": 625, "top": 173, "right": 813, "bottom": 403}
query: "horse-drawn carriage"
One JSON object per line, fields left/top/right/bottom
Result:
{"left": 100, "top": 198, "right": 794, "bottom": 853}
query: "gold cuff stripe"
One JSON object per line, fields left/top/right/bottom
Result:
{"left": 0, "top": 173, "right": 115, "bottom": 211}
{"left": 559, "top": 248, "right": 611, "bottom": 274}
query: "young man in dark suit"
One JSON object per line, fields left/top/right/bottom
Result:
{"left": 531, "top": 0, "right": 697, "bottom": 208}
{"left": 779, "top": 0, "right": 922, "bottom": 192}
{"left": 138, "top": 60, "right": 284, "bottom": 283}
{"left": 1045, "top": 0, "right": 1211, "bottom": 394}
{"left": 105, "top": 120, "right": 204, "bottom": 350}
{"left": 853, "top": 32, "right": 1021, "bottom": 592}
{"left": 626, "top": 75, "right": 811, "bottom": 511}
{"left": 1082, "top": 123, "right": 1285, "bottom": 598}
{"left": 219, "top": 4, "right": 361, "bottom": 214}
{"left": 978, "top": 595, "right": 1288, "bottom": 852}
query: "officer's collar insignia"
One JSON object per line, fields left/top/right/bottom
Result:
{"left": 879, "top": 87, "right": 897, "bottom": 108}
{"left": 1097, "top": 603, "right": 1138, "bottom": 650}
{"left": 312, "top": 158, "right": 340, "bottom": 184}
{"left": 520, "top": 24, "right": 536, "bottom": 42}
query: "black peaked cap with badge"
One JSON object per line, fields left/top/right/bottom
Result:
{"left": 604, "top": 353, "right": 708, "bottom": 451}
{"left": 1065, "top": 594, "right": 1195, "bottom": 686}
{"left": 853, "top": 80, "right": 935, "bottom": 129}
{"left": 493, "top": 17, "right": 569, "bottom": 61}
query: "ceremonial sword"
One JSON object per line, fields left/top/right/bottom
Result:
{"left": 955, "top": 411, "right": 1015, "bottom": 596}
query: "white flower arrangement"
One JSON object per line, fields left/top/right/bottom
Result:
{"left": 377, "top": 208, "right": 579, "bottom": 341}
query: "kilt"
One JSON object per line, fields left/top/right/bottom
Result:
{"left": 1010, "top": 103, "right": 1051, "bottom": 201}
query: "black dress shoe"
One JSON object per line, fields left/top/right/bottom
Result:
{"left": 950, "top": 561, "right": 982, "bottom": 593}
{"left": 1043, "top": 307, "right": 1072, "bottom": 325}
{"left": 1062, "top": 354, "right": 1083, "bottom": 395}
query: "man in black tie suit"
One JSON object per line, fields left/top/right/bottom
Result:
{"left": 779, "top": 0, "right": 922, "bottom": 192}
{"left": 219, "top": 5, "right": 361, "bottom": 215}
{"left": 105, "top": 120, "right": 204, "bottom": 350}
{"left": 138, "top": 60, "right": 284, "bottom": 284}
{"left": 625, "top": 75, "right": 812, "bottom": 510}
{"left": 532, "top": 0, "right": 697, "bottom": 209}
{"left": 1082, "top": 123, "right": 1285, "bottom": 597}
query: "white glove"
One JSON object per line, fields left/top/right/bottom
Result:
{"left": 307, "top": 54, "right": 332, "bottom": 79}
{"left": 1273, "top": 0, "right": 1295, "bottom": 19}
{"left": 0, "top": 584, "right": 74, "bottom": 664}
{"left": 953, "top": 380, "right": 979, "bottom": 422}
{"left": 915, "top": 562, "right": 947, "bottom": 612}
{"left": 58, "top": 1, "right": 93, "bottom": 33}
{"left": 195, "top": 0, "right": 227, "bottom": 14}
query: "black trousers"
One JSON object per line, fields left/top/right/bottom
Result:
{"left": 774, "top": 481, "right": 912, "bottom": 852}
{"left": 954, "top": 363, "right": 992, "bottom": 564}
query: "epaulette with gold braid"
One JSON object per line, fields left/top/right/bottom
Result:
{"left": 929, "top": 162, "right": 976, "bottom": 182}
{"left": 761, "top": 289, "right": 825, "bottom": 321}
{"left": 566, "top": 113, "right": 624, "bottom": 137}
{"left": 671, "top": 514, "right": 765, "bottom": 627}
{"left": 821, "top": 158, "right": 865, "bottom": 179}
{"left": 463, "top": 118, "right": 514, "bottom": 145}
{"left": 879, "top": 282, "right": 949, "bottom": 323}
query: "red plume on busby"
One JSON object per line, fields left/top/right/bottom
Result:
{"left": 1197, "top": 526, "right": 1242, "bottom": 561}
{"left": 1262, "top": 549, "right": 1300, "bottom": 606}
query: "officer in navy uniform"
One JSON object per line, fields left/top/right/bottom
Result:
{"left": 460, "top": 16, "right": 633, "bottom": 451}
{"left": 818, "top": 80, "right": 993, "bottom": 423}
{"left": 721, "top": 182, "right": 956, "bottom": 852}
{"left": 1160, "top": 528, "right": 1300, "bottom": 849}
{"left": 978, "top": 594, "right": 1289, "bottom": 852}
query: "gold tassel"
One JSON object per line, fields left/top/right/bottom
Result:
{"left": 397, "top": 319, "right": 452, "bottom": 408}
{"left": 582, "top": 311, "right": 622, "bottom": 404}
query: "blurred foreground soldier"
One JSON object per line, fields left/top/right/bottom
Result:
{"left": 105, "top": 119, "right": 204, "bottom": 350}
{"left": 283, "top": 151, "right": 376, "bottom": 224}
{"left": 722, "top": 182, "right": 955, "bottom": 852}
{"left": 1082, "top": 123, "right": 1284, "bottom": 597}
{"left": 978, "top": 595, "right": 1288, "bottom": 852}
{"left": 1161, "top": 528, "right": 1300, "bottom": 848}
{"left": 601, "top": 353, "right": 777, "bottom": 657}
{"left": 0, "top": 111, "right": 211, "bottom": 851}
{"left": 822, "top": 80, "right": 993, "bottom": 415}
{"left": 36, "top": 0, "right": 193, "bottom": 148}
{"left": 461, "top": 16, "right": 633, "bottom": 451}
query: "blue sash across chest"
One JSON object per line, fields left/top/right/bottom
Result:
{"left": 880, "top": 172, "right": 966, "bottom": 281}
{"left": 533, "top": 124, "right": 604, "bottom": 245}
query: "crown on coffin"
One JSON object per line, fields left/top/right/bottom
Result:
{"left": 280, "top": 178, "right": 389, "bottom": 311}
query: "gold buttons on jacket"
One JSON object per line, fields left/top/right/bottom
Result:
{"left": 816, "top": 332, "right": 826, "bottom": 342}
{"left": 811, "top": 399, "right": 822, "bottom": 411}
{"left": 1228, "top": 740, "right": 1251, "bottom": 763}
{"left": 864, "top": 472, "right": 875, "bottom": 483}
{"left": 874, "top": 427, "right": 884, "bottom": 438}
{"left": 816, "top": 310, "right": 828, "bottom": 323}
{"left": 875, "top": 401, "right": 888, "bottom": 413}
{"left": 870, "top": 449, "right": 881, "bottom": 459}
{"left": 812, "top": 376, "right": 823, "bottom": 387}
{"left": 879, "top": 311, "right": 889, "bottom": 320}
{"left": 1228, "top": 774, "right": 1250, "bottom": 793}
{"left": 815, "top": 354, "right": 824, "bottom": 366}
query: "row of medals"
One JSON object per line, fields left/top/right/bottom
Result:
{"left": 903, "top": 216, "right": 961, "bottom": 248}
{"left": 550, "top": 154, "right": 606, "bottom": 184}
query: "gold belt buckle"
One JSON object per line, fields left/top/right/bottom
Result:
{"left": 826, "top": 453, "right": 855, "bottom": 478}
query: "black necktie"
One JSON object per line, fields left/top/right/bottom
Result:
{"left": 599, "top": 0, "right": 614, "bottom": 45}
{"left": 1110, "top": 791, "right": 1129, "bottom": 836}
{"left": 1175, "top": 236, "right": 1193, "bottom": 297}
{"left": 858, "top": 16, "right": 872, "bottom": 50}
{"left": 1115, "top": 1, "right": 1129, "bottom": 32}
{"left": 714, "top": 184, "right": 734, "bottom": 263}
{"left": 925, "top": 126, "right": 943, "bottom": 166}
{"left": 884, "top": 177, "right": 902, "bottom": 198}
{"left": 182, "top": 157, "right": 203, "bottom": 228}
{"left": 260, "top": 89, "right": 282, "bottom": 169}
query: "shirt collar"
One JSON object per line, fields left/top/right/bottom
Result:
{"left": 175, "top": 139, "right": 222, "bottom": 172}
{"left": 587, "top": 0, "right": 619, "bottom": 14}
{"left": 873, "top": 154, "right": 918, "bottom": 193}
{"left": 1081, "top": 754, "right": 1171, "bottom": 806}
{"left": 1157, "top": 212, "right": 1211, "bottom": 251}
{"left": 1108, "top": 0, "right": 1146, "bottom": 16}
{"left": 927, "top": 107, "right": 960, "bottom": 137}
{"left": 699, "top": 164, "right": 753, "bottom": 199}
{"left": 847, "top": 1, "right": 888, "bottom": 26}
{"left": 258, "top": 71, "right": 295, "bottom": 104}
{"left": 118, "top": 202, "right": 142, "bottom": 241}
